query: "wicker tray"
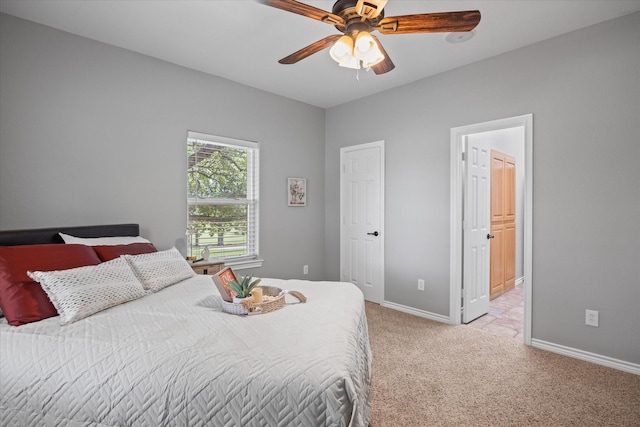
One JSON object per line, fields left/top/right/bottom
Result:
{"left": 220, "top": 286, "right": 305, "bottom": 316}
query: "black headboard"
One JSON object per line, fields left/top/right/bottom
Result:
{"left": 0, "top": 224, "right": 140, "bottom": 246}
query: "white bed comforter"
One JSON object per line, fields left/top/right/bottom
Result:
{"left": 0, "top": 277, "right": 371, "bottom": 427}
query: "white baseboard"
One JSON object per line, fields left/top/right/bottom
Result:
{"left": 531, "top": 339, "right": 640, "bottom": 375}
{"left": 381, "top": 301, "right": 450, "bottom": 324}
{"left": 515, "top": 276, "right": 524, "bottom": 286}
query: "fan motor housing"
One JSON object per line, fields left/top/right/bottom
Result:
{"left": 332, "top": 0, "right": 358, "bottom": 14}
{"left": 332, "top": 0, "right": 385, "bottom": 19}
{"left": 332, "top": 0, "right": 384, "bottom": 35}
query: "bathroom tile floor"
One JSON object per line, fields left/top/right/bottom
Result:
{"left": 467, "top": 282, "right": 524, "bottom": 340}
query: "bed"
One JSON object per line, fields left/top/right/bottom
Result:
{"left": 0, "top": 224, "right": 371, "bottom": 427}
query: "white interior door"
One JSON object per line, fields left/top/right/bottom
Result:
{"left": 463, "top": 135, "right": 491, "bottom": 323}
{"left": 340, "top": 141, "right": 384, "bottom": 303}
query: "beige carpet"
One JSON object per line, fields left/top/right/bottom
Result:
{"left": 365, "top": 302, "right": 640, "bottom": 426}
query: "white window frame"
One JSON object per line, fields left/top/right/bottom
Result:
{"left": 187, "top": 131, "right": 262, "bottom": 269}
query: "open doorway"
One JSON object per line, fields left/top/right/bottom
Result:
{"left": 466, "top": 130, "right": 525, "bottom": 339}
{"left": 449, "top": 114, "right": 533, "bottom": 345}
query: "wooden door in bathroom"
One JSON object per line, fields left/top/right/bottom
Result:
{"left": 490, "top": 150, "right": 516, "bottom": 300}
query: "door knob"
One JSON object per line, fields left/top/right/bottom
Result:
{"left": 487, "top": 234, "right": 495, "bottom": 239}
{"left": 367, "top": 231, "right": 379, "bottom": 237}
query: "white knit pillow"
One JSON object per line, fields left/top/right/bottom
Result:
{"left": 59, "top": 233, "right": 151, "bottom": 246}
{"left": 123, "top": 247, "right": 195, "bottom": 292}
{"left": 28, "top": 257, "right": 146, "bottom": 325}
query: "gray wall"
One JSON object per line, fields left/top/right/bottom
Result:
{"left": 0, "top": 13, "right": 326, "bottom": 280}
{"left": 325, "top": 12, "right": 639, "bottom": 364}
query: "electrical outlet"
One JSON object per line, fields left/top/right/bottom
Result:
{"left": 585, "top": 309, "right": 599, "bottom": 327}
{"left": 418, "top": 279, "right": 425, "bottom": 291}
{"left": 303, "top": 265, "right": 309, "bottom": 275}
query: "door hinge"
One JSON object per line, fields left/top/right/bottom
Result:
{"left": 462, "top": 152, "right": 466, "bottom": 161}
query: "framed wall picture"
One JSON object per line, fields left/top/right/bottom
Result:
{"left": 288, "top": 177, "right": 307, "bottom": 206}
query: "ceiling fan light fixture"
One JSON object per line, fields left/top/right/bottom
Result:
{"left": 329, "top": 31, "right": 384, "bottom": 70}
{"left": 354, "top": 31, "right": 384, "bottom": 68}
{"left": 330, "top": 35, "right": 355, "bottom": 65}
{"left": 354, "top": 31, "right": 376, "bottom": 59}
{"left": 338, "top": 55, "right": 361, "bottom": 70}
{"left": 361, "top": 45, "right": 384, "bottom": 68}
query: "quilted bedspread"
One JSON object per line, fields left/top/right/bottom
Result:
{"left": 0, "top": 277, "right": 371, "bottom": 427}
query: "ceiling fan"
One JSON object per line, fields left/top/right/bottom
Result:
{"left": 259, "top": 0, "right": 481, "bottom": 74}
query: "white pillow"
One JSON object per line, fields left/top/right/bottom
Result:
{"left": 28, "top": 258, "right": 146, "bottom": 325}
{"left": 123, "top": 247, "right": 195, "bottom": 292}
{"left": 59, "top": 232, "right": 151, "bottom": 246}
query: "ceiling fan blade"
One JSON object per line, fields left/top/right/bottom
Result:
{"left": 370, "top": 35, "right": 395, "bottom": 75}
{"left": 377, "top": 10, "right": 481, "bottom": 34}
{"left": 278, "top": 34, "right": 343, "bottom": 64}
{"left": 260, "top": 0, "right": 345, "bottom": 26}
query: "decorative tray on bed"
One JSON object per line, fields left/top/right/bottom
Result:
{"left": 212, "top": 267, "right": 306, "bottom": 316}
{"left": 220, "top": 286, "right": 306, "bottom": 316}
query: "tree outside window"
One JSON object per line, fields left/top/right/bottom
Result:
{"left": 187, "top": 133, "right": 258, "bottom": 261}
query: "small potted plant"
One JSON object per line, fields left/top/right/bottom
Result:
{"left": 227, "top": 275, "right": 261, "bottom": 303}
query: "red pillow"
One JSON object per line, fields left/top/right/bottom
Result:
{"left": 0, "top": 244, "right": 101, "bottom": 326}
{"left": 92, "top": 243, "right": 158, "bottom": 261}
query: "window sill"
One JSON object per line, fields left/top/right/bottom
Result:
{"left": 223, "top": 258, "right": 264, "bottom": 270}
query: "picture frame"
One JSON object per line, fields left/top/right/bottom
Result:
{"left": 287, "top": 177, "right": 307, "bottom": 207}
{"left": 212, "top": 267, "right": 238, "bottom": 302}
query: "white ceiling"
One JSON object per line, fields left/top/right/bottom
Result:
{"left": 1, "top": 0, "right": 639, "bottom": 108}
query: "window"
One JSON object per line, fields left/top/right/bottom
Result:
{"left": 187, "top": 131, "right": 260, "bottom": 268}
